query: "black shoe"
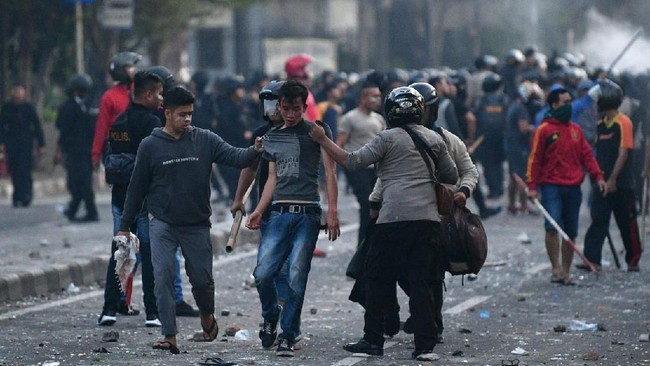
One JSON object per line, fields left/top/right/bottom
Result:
{"left": 384, "top": 311, "right": 400, "bottom": 337}
{"left": 97, "top": 310, "right": 117, "bottom": 326}
{"left": 72, "top": 215, "right": 99, "bottom": 223}
{"left": 259, "top": 308, "right": 280, "bottom": 348}
{"left": 63, "top": 208, "right": 76, "bottom": 221}
{"left": 402, "top": 317, "right": 414, "bottom": 334}
{"left": 412, "top": 348, "right": 439, "bottom": 361}
{"left": 116, "top": 303, "right": 140, "bottom": 316}
{"left": 175, "top": 300, "right": 200, "bottom": 317}
{"left": 480, "top": 206, "right": 502, "bottom": 219}
{"left": 343, "top": 339, "right": 383, "bottom": 356}
{"left": 276, "top": 338, "right": 295, "bottom": 357}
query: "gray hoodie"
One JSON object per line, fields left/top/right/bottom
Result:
{"left": 120, "top": 126, "right": 259, "bottom": 229}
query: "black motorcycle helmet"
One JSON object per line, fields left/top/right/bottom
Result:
{"left": 66, "top": 74, "right": 92, "bottom": 94}
{"left": 597, "top": 79, "right": 624, "bottom": 112}
{"left": 408, "top": 82, "right": 440, "bottom": 124}
{"left": 474, "top": 54, "right": 499, "bottom": 71}
{"left": 109, "top": 51, "right": 142, "bottom": 83}
{"left": 481, "top": 72, "right": 502, "bottom": 93}
{"left": 146, "top": 66, "right": 176, "bottom": 92}
{"left": 505, "top": 49, "right": 525, "bottom": 65}
{"left": 384, "top": 86, "right": 425, "bottom": 128}
{"left": 259, "top": 80, "right": 285, "bottom": 122}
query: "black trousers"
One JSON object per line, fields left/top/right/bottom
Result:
{"left": 65, "top": 153, "right": 97, "bottom": 217}
{"left": 345, "top": 168, "right": 377, "bottom": 246}
{"left": 363, "top": 220, "right": 440, "bottom": 351}
{"left": 584, "top": 188, "right": 642, "bottom": 267}
{"left": 7, "top": 147, "right": 33, "bottom": 206}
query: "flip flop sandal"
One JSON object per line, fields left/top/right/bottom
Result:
{"left": 198, "top": 357, "right": 237, "bottom": 366}
{"left": 561, "top": 277, "right": 575, "bottom": 286}
{"left": 550, "top": 273, "right": 564, "bottom": 283}
{"left": 201, "top": 315, "right": 219, "bottom": 342}
{"left": 152, "top": 340, "right": 180, "bottom": 355}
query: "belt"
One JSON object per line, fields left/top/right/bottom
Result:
{"left": 271, "top": 204, "right": 321, "bottom": 214}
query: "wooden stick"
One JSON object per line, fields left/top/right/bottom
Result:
{"left": 226, "top": 179, "right": 255, "bottom": 253}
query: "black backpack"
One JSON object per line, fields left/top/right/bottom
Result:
{"left": 440, "top": 203, "right": 488, "bottom": 276}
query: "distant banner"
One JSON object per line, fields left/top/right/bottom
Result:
{"left": 99, "top": 0, "right": 133, "bottom": 30}
{"left": 263, "top": 38, "right": 337, "bottom": 76}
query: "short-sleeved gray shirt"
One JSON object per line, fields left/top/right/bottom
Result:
{"left": 262, "top": 120, "right": 332, "bottom": 202}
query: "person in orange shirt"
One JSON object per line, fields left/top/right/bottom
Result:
{"left": 581, "top": 80, "right": 642, "bottom": 272}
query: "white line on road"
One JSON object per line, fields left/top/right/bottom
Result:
{"left": 443, "top": 295, "right": 492, "bottom": 315}
{"left": 331, "top": 341, "right": 396, "bottom": 366}
{"left": 0, "top": 223, "right": 360, "bottom": 321}
{"left": 525, "top": 262, "right": 551, "bottom": 275}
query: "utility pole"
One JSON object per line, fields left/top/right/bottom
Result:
{"left": 75, "top": 0, "right": 85, "bottom": 74}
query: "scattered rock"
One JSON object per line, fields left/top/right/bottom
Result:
{"left": 28, "top": 251, "right": 41, "bottom": 259}
{"left": 310, "top": 308, "right": 317, "bottom": 315}
{"left": 221, "top": 309, "right": 230, "bottom": 316}
{"left": 102, "top": 331, "right": 119, "bottom": 342}
{"left": 611, "top": 340, "right": 624, "bottom": 345}
{"left": 225, "top": 325, "right": 242, "bottom": 336}
{"left": 639, "top": 334, "right": 650, "bottom": 342}
{"left": 452, "top": 350, "right": 464, "bottom": 356}
{"left": 40, "top": 239, "right": 49, "bottom": 247}
{"left": 459, "top": 328, "right": 472, "bottom": 334}
{"left": 582, "top": 352, "right": 599, "bottom": 361}
{"left": 236, "top": 312, "right": 244, "bottom": 317}
{"left": 517, "top": 296, "right": 526, "bottom": 302}
{"left": 93, "top": 347, "right": 110, "bottom": 353}
{"left": 553, "top": 325, "right": 567, "bottom": 332}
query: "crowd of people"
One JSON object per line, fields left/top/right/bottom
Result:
{"left": 0, "top": 46, "right": 648, "bottom": 360}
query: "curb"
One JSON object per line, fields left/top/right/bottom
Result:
{"left": 0, "top": 224, "right": 260, "bottom": 303}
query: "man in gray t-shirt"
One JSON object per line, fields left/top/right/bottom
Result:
{"left": 246, "top": 80, "right": 340, "bottom": 357}
{"left": 337, "top": 83, "right": 385, "bottom": 245}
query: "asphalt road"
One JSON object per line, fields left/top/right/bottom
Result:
{"left": 0, "top": 190, "right": 649, "bottom": 366}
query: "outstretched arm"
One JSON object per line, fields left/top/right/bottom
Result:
{"left": 322, "top": 146, "right": 340, "bottom": 241}
{"left": 309, "top": 121, "right": 350, "bottom": 168}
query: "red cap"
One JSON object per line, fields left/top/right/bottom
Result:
{"left": 285, "top": 54, "right": 314, "bottom": 79}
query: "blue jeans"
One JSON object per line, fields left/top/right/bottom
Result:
{"left": 260, "top": 218, "right": 290, "bottom": 305}
{"left": 540, "top": 184, "right": 582, "bottom": 239}
{"left": 253, "top": 209, "right": 321, "bottom": 341}
{"left": 107, "top": 205, "right": 156, "bottom": 314}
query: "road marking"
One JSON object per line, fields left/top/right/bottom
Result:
{"left": 0, "top": 223, "right": 360, "bottom": 320}
{"left": 525, "top": 263, "right": 550, "bottom": 275}
{"left": 443, "top": 295, "right": 491, "bottom": 315}
{"left": 0, "top": 290, "right": 103, "bottom": 321}
{"left": 331, "top": 341, "right": 396, "bottom": 366}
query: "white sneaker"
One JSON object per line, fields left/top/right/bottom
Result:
{"left": 145, "top": 315, "right": 162, "bottom": 327}
{"left": 415, "top": 352, "right": 440, "bottom": 361}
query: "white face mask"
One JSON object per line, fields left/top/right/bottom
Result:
{"left": 263, "top": 99, "right": 278, "bottom": 117}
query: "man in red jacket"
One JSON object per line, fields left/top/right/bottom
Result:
{"left": 91, "top": 51, "right": 141, "bottom": 168}
{"left": 284, "top": 54, "right": 320, "bottom": 122}
{"left": 526, "top": 87, "right": 606, "bottom": 285}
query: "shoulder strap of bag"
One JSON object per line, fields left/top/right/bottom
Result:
{"left": 401, "top": 125, "right": 440, "bottom": 186}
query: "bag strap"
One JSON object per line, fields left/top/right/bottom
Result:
{"left": 401, "top": 125, "right": 440, "bottom": 186}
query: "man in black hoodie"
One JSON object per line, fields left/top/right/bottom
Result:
{"left": 118, "top": 86, "right": 262, "bottom": 354}
{"left": 97, "top": 71, "right": 164, "bottom": 328}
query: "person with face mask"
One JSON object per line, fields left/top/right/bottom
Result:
{"left": 526, "top": 87, "right": 607, "bottom": 286}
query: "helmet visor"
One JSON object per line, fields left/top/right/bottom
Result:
{"left": 263, "top": 100, "right": 278, "bottom": 116}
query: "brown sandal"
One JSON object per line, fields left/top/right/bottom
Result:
{"left": 201, "top": 315, "right": 219, "bottom": 342}
{"left": 152, "top": 340, "right": 180, "bottom": 355}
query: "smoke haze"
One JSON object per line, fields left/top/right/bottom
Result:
{"left": 576, "top": 8, "right": 649, "bottom": 73}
